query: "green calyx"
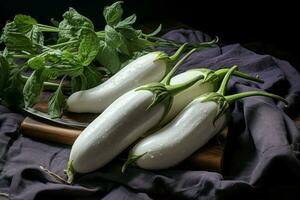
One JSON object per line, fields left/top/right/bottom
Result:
{"left": 200, "top": 92, "right": 229, "bottom": 124}
{"left": 199, "top": 65, "right": 288, "bottom": 124}
{"left": 65, "top": 160, "right": 76, "bottom": 184}
{"left": 136, "top": 82, "right": 173, "bottom": 117}
{"left": 154, "top": 51, "right": 169, "bottom": 62}
{"left": 154, "top": 43, "right": 188, "bottom": 78}
{"left": 199, "top": 65, "right": 238, "bottom": 124}
{"left": 121, "top": 152, "right": 146, "bottom": 173}
{"left": 186, "top": 65, "right": 264, "bottom": 94}
{"left": 187, "top": 68, "right": 219, "bottom": 84}
{"left": 136, "top": 47, "right": 198, "bottom": 123}
{"left": 161, "top": 44, "right": 194, "bottom": 85}
{"left": 136, "top": 73, "right": 204, "bottom": 123}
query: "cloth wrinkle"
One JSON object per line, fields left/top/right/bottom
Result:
{"left": 1, "top": 29, "right": 300, "bottom": 200}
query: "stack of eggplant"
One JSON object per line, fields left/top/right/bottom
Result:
{"left": 65, "top": 45, "right": 287, "bottom": 183}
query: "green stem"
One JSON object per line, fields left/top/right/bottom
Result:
{"left": 96, "top": 31, "right": 106, "bottom": 39}
{"left": 217, "top": 65, "right": 238, "bottom": 95}
{"left": 39, "top": 28, "right": 60, "bottom": 33}
{"left": 32, "top": 41, "right": 55, "bottom": 52}
{"left": 40, "top": 166, "right": 69, "bottom": 184}
{"left": 161, "top": 48, "right": 197, "bottom": 85}
{"left": 215, "top": 68, "right": 264, "bottom": 83}
{"left": 48, "top": 40, "right": 78, "bottom": 48}
{"left": 11, "top": 54, "right": 32, "bottom": 59}
{"left": 166, "top": 74, "right": 204, "bottom": 95}
{"left": 150, "top": 36, "right": 218, "bottom": 50}
{"left": 21, "top": 75, "right": 70, "bottom": 91}
{"left": 150, "top": 36, "right": 181, "bottom": 48}
{"left": 38, "top": 23, "right": 59, "bottom": 30}
{"left": 169, "top": 43, "right": 187, "bottom": 62}
{"left": 225, "top": 91, "right": 288, "bottom": 105}
{"left": 194, "top": 37, "right": 219, "bottom": 51}
{"left": 121, "top": 153, "right": 147, "bottom": 173}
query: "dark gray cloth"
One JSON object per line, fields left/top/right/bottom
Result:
{"left": 1, "top": 29, "right": 300, "bottom": 200}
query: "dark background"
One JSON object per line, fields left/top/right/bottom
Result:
{"left": 1, "top": 0, "right": 299, "bottom": 70}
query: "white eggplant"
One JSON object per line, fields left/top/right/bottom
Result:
{"left": 161, "top": 68, "right": 264, "bottom": 124}
{"left": 67, "top": 46, "right": 186, "bottom": 113}
{"left": 66, "top": 48, "right": 200, "bottom": 183}
{"left": 128, "top": 98, "right": 227, "bottom": 170}
{"left": 126, "top": 66, "right": 287, "bottom": 170}
{"left": 69, "top": 89, "right": 165, "bottom": 172}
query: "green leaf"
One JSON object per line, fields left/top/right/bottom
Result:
{"left": 118, "top": 28, "right": 153, "bottom": 52}
{"left": 115, "top": 14, "right": 137, "bottom": 29}
{"left": 118, "top": 27, "right": 142, "bottom": 39}
{"left": 23, "top": 69, "right": 48, "bottom": 108}
{"left": 105, "top": 25, "right": 129, "bottom": 55}
{"left": 27, "top": 48, "right": 84, "bottom": 78}
{"left": 58, "top": 8, "right": 94, "bottom": 42}
{"left": 78, "top": 30, "right": 100, "bottom": 66}
{"left": 103, "top": 1, "right": 123, "bottom": 26}
{"left": 0, "top": 55, "right": 10, "bottom": 95}
{"left": 25, "top": 25, "right": 44, "bottom": 46}
{"left": 48, "top": 79, "right": 66, "bottom": 118}
{"left": 44, "top": 49, "right": 63, "bottom": 63}
{"left": 70, "top": 74, "right": 87, "bottom": 93}
{"left": 83, "top": 66, "right": 103, "bottom": 88}
{"left": 96, "top": 40, "right": 120, "bottom": 74}
{"left": 105, "top": 25, "right": 122, "bottom": 48}
{"left": 47, "top": 64, "right": 84, "bottom": 78}
{"left": 14, "top": 14, "right": 38, "bottom": 33}
{"left": 44, "top": 49, "right": 77, "bottom": 65}
{"left": 2, "top": 69, "right": 25, "bottom": 107}
{"left": 1, "top": 30, "right": 34, "bottom": 52}
{"left": 127, "top": 37, "right": 154, "bottom": 53}
{"left": 0, "top": 17, "right": 43, "bottom": 53}
{"left": 27, "top": 55, "right": 46, "bottom": 70}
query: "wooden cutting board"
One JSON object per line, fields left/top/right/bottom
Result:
{"left": 21, "top": 101, "right": 228, "bottom": 172}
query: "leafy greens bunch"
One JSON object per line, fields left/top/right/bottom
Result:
{"left": 0, "top": 1, "right": 217, "bottom": 118}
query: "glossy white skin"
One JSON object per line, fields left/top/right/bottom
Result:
{"left": 131, "top": 98, "right": 227, "bottom": 170}
{"left": 162, "top": 70, "right": 215, "bottom": 124}
{"left": 69, "top": 90, "right": 165, "bottom": 173}
{"left": 67, "top": 52, "right": 167, "bottom": 113}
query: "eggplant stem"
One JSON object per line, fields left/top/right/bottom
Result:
{"left": 217, "top": 65, "right": 238, "bottom": 95}
{"left": 121, "top": 152, "right": 147, "bottom": 173}
{"left": 164, "top": 43, "right": 188, "bottom": 75}
{"left": 166, "top": 74, "right": 204, "bottom": 96}
{"left": 215, "top": 69, "right": 264, "bottom": 83}
{"left": 161, "top": 47, "right": 197, "bottom": 85}
{"left": 40, "top": 166, "right": 69, "bottom": 184}
{"left": 225, "top": 91, "right": 288, "bottom": 105}
{"left": 169, "top": 43, "right": 188, "bottom": 62}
